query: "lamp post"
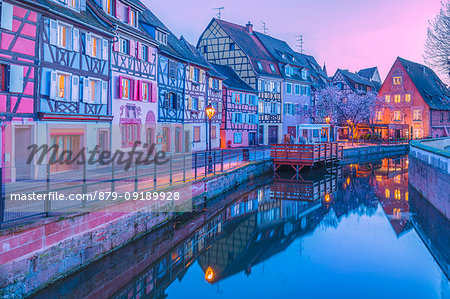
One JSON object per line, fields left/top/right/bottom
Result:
{"left": 205, "top": 103, "right": 216, "bottom": 173}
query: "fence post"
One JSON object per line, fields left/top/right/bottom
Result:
{"left": 111, "top": 159, "right": 115, "bottom": 192}
{"left": 204, "top": 152, "right": 207, "bottom": 177}
{"left": 134, "top": 162, "right": 138, "bottom": 191}
{"left": 153, "top": 159, "right": 157, "bottom": 190}
{"left": 213, "top": 151, "right": 216, "bottom": 174}
{"left": 0, "top": 167, "right": 5, "bottom": 226}
{"left": 43, "top": 164, "right": 51, "bottom": 216}
{"left": 170, "top": 155, "right": 173, "bottom": 186}
{"left": 221, "top": 150, "right": 224, "bottom": 173}
{"left": 194, "top": 152, "right": 197, "bottom": 180}
{"left": 183, "top": 154, "right": 186, "bottom": 182}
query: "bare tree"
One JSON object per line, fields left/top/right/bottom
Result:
{"left": 424, "top": 0, "right": 450, "bottom": 83}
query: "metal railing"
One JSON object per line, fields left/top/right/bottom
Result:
{"left": 0, "top": 146, "right": 270, "bottom": 227}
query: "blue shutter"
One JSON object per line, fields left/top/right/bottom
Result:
{"left": 71, "top": 75, "right": 79, "bottom": 101}
{"left": 102, "top": 39, "right": 108, "bottom": 60}
{"left": 101, "top": 81, "right": 108, "bottom": 104}
{"left": 83, "top": 78, "right": 90, "bottom": 102}
{"left": 50, "top": 71, "right": 57, "bottom": 99}
{"left": 73, "top": 28, "right": 80, "bottom": 52}
{"left": 1, "top": 2, "right": 13, "bottom": 31}
{"left": 9, "top": 65, "right": 24, "bottom": 93}
{"left": 49, "top": 20, "right": 58, "bottom": 46}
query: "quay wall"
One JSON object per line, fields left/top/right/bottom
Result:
{"left": 409, "top": 138, "right": 450, "bottom": 219}
{"left": 343, "top": 144, "right": 409, "bottom": 159}
{"left": 0, "top": 159, "right": 273, "bottom": 298}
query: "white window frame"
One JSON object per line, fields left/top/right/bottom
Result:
{"left": 56, "top": 21, "right": 73, "bottom": 50}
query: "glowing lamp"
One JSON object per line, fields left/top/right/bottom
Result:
{"left": 205, "top": 266, "right": 215, "bottom": 282}
{"left": 206, "top": 104, "right": 216, "bottom": 120}
{"left": 325, "top": 116, "right": 331, "bottom": 124}
{"left": 324, "top": 193, "right": 331, "bottom": 203}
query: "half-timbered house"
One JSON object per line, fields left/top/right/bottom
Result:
{"left": 254, "top": 32, "right": 315, "bottom": 142}
{"left": 197, "top": 19, "right": 283, "bottom": 145}
{"left": 90, "top": 0, "right": 158, "bottom": 153}
{"left": 211, "top": 63, "right": 258, "bottom": 148}
{"left": 178, "top": 37, "right": 223, "bottom": 152}
{"left": 377, "top": 57, "right": 450, "bottom": 139}
{"left": 140, "top": 8, "right": 186, "bottom": 153}
{"left": 332, "top": 69, "right": 375, "bottom": 95}
{"left": 0, "top": 0, "right": 40, "bottom": 181}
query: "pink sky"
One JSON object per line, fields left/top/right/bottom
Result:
{"left": 143, "top": 0, "right": 443, "bottom": 81}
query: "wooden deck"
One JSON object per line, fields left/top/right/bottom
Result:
{"left": 270, "top": 143, "right": 343, "bottom": 172}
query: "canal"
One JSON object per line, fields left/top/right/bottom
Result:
{"left": 31, "top": 155, "right": 450, "bottom": 299}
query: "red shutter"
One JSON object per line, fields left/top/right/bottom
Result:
{"left": 133, "top": 79, "right": 139, "bottom": 101}
{"left": 115, "top": 1, "right": 120, "bottom": 18}
{"left": 119, "top": 76, "right": 123, "bottom": 99}
{"left": 129, "top": 40, "right": 135, "bottom": 57}
{"left": 151, "top": 82, "right": 157, "bottom": 103}
{"left": 138, "top": 80, "right": 142, "bottom": 101}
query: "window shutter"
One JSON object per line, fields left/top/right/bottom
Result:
{"left": 101, "top": 81, "right": 108, "bottom": 104}
{"left": 187, "top": 97, "right": 192, "bottom": 110}
{"left": 200, "top": 70, "right": 204, "bottom": 83}
{"left": 218, "top": 102, "right": 222, "bottom": 113}
{"left": 115, "top": 1, "right": 120, "bottom": 17}
{"left": 176, "top": 94, "right": 181, "bottom": 109}
{"left": 9, "top": 65, "right": 24, "bottom": 93}
{"left": 277, "top": 103, "right": 281, "bottom": 114}
{"left": 133, "top": 79, "right": 138, "bottom": 100}
{"left": 102, "top": 39, "right": 108, "bottom": 60}
{"left": 209, "top": 78, "right": 212, "bottom": 89}
{"left": 118, "top": 76, "right": 123, "bottom": 99}
{"left": 231, "top": 93, "right": 235, "bottom": 104}
{"left": 129, "top": 40, "right": 135, "bottom": 57}
{"left": 73, "top": 28, "right": 80, "bottom": 52}
{"left": 231, "top": 112, "right": 235, "bottom": 124}
{"left": 189, "top": 66, "right": 194, "bottom": 81}
{"left": 71, "top": 75, "right": 79, "bottom": 101}
{"left": 67, "top": 27, "right": 73, "bottom": 51}
{"left": 1, "top": 2, "right": 13, "bottom": 31}
{"left": 50, "top": 71, "right": 57, "bottom": 99}
{"left": 80, "top": 0, "right": 86, "bottom": 11}
{"left": 83, "top": 78, "right": 90, "bottom": 102}
{"left": 136, "top": 42, "right": 141, "bottom": 59}
{"left": 151, "top": 83, "right": 156, "bottom": 103}
{"left": 49, "top": 20, "right": 58, "bottom": 45}
{"left": 138, "top": 80, "right": 142, "bottom": 101}
{"left": 86, "top": 33, "right": 92, "bottom": 56}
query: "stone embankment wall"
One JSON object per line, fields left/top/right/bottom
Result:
{"left": 0, "top": 159, "right": 273, "bottom": 298}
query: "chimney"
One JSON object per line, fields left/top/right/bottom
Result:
{"left": 246, "top": 22, "right": 253, "bottom": 34}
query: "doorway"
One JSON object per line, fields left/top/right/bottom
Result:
{"left": 175, "top": 127, "right": 182, "bottom": 153}
{"left": 162, "top": 127, "right": 170, "bottom": 152}
{"left": 258, "top": 125, "right": 264, "bottom": 144}
{"left": 15, "top": 127, "right": 32, "bottom": 180}
{"left": 268, "top": 126, "right": 278, "bottom": 144}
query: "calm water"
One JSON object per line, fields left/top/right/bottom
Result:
{"left": 33, "top": 155, "right": 450, "bottom": 299}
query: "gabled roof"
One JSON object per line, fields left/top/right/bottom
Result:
{"left": 398, "top": 57, "right": 450, "bottom": 110}
{"left": 178, "top": 37, "right": 211, "bottom": 69}
{"left": 34, "top": 0, "right": 112, "bottom": 35}
{"left": 253, "top": 32, "right": 307, "bottom": 68}
{"left": 210, "top": 63, "right": 256, "bottom": 93}
{"left": 357, "top": 67, "right": 377, "bottom": 80}
{"left": 335, "top": 69, "right": 374, "bottom": 91}
{"left": 213, "top": 19, "right": 282, "bottom": 79}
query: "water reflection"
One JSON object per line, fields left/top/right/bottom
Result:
{"left": 32, "top": 155, "right": 449, "bottom": 299}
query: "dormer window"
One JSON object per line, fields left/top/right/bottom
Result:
{"left": 257, "top": 61, "right": 263, "bottom": 71}
{"left": 269, "top": 64, "right": 276, "bottom": 73}
{"left": 281, "top": 53, "right": 286, "bottom": 59}
{"left": 56, "top": 0, "right": 80, "bottom": 10}
{"left": 301, "top": 69, "right": 308, "bottom": 80}
{"left": 285, "top": 65, "right": 294, "bottom": 77}
{"left": 156, "top": 30, "right": 167, "bottom": 45}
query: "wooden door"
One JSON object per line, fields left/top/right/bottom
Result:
{"left": 162, "top": 127, "right": 170, "bottom": 152}
{"left": 15, "top": 127, "right": 32, "bottom": 180}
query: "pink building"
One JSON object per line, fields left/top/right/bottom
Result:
{"left": 211, "top": 64, "right": 259, "bottom": 148}
{"left": 0, "top": 1, "right": 39, "bottom": 181}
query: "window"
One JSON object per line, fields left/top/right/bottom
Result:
{"left": 91, "top": 35, "right": 100, "bottom": 58}
{"left": 121, "top": 124, "right": 141, "bottom": 147}
{"left": 405, "top": 94, "right": 411, "bottom": 102}
{"left": 232, "top": 92, "right": 242, "bottom": 104}
{"left": 441, "top": 113, "right": 444, "bottom": 122}
{"left": 141, "top": 44, "right": 149, "bottom": 61}
{"left": 0, "top": 64, "right": 6, "bottom": 91}
{"left": 58, "top": 74, "right": 69, "bottom": 99}
{"left": 257, "top": 61, "right": 263, "bottom": 70}
{"left": 194, "top": 127, "right": 201, "bottom": 143}
{"left": 203, "top": 46, "right": 208, "bottom": 53}
{"left": 337, "top": 82, "right": 343, "bottom": 90}
{"left": 394, "top": 94, "right": 401, "bottom": 103}
{"left": 142, "top": 82, "right": 150, "bottom": 101}
{"left": 168, "top": 92, "right": 178, "bottom": 109}
{"left": 234, "top": 132, "right": 242, "bottom": 144}
{"left": 58, "top": 23, "right": 71, "bottom": 49}
{"left": 89, "top": 79, "right": 101, "bottom": 103}
{"left": 269, "top": 64, "right": 276, "bottom": 73}
{"left": 193, "top": 68, "right": 199, "bottom": 83}
{"left": 233, "top": 113, "right": 242, "bottom": 123}
{"left": 211, "top": 126, "right": 217, "bottom": 139}
{"left": 129, "top": 9, "right": 137, "bottom": 27}
{"left": 413, "top": 110, "right": 421, "bottom": 121}
{"left": 229, "top": 43, "right": 235, "bottom": 50}
{"left": 286, "top": 83, "right": 292, "bottom": 94}
{"left": 192, "top": 98, "right": 199, "bottom": 111}
{"left": 394, "top": 111, "right": 401, "bottom": 121}
{"left": 376, "top": 111, "right": 382, "bottom": 121}
{"left": 385, "top": 95, "right": 390, "bottom": 103}
{"left": 393, "top": 76, "right": 402, "bottom": 85}
{"left": 212, "top": 78, "right": 219, "bottom": 89}
{"left": 119, "top": 38, "right": 130, "bottom": 55}
{"left": 156, "top": 30, "right": 167, "bottom": 45}
{"left": 301, "top": 69, "right": 308, "bottom": 80}
{"left": 67, "top": 0, "right": 79, "bottom": 9}
{"left": 121, "top": 78, "right": 131, "bottom": 100}
{"left": 294, "top": 84, "right": 300, "bottom": 95}
{"left": 270, "top": 102, "right": 277, "bottom": 114}
{"left": 102, "top": 0, "right": 112, "bottom": 14}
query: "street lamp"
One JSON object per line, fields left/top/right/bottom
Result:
{"left": 325, "top": 116, "right": 331, "bottom": 124}
{"left": 206, "top": 103, "right": 216, "bottom": 173}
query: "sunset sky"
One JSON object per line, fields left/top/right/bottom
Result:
{"left": 143, "top": 0, "right": 443, "bottom": 81}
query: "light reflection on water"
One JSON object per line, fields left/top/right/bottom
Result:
{"left": 32, "top": 155, "right": 450, "bottom": 299}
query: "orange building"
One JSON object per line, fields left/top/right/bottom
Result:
{"left": 376, "top": 57, "right": 450, "bottom": 140}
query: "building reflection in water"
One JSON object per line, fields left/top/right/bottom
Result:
{"left": 31, "top": 155, "right": 449, "bottom": 299}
